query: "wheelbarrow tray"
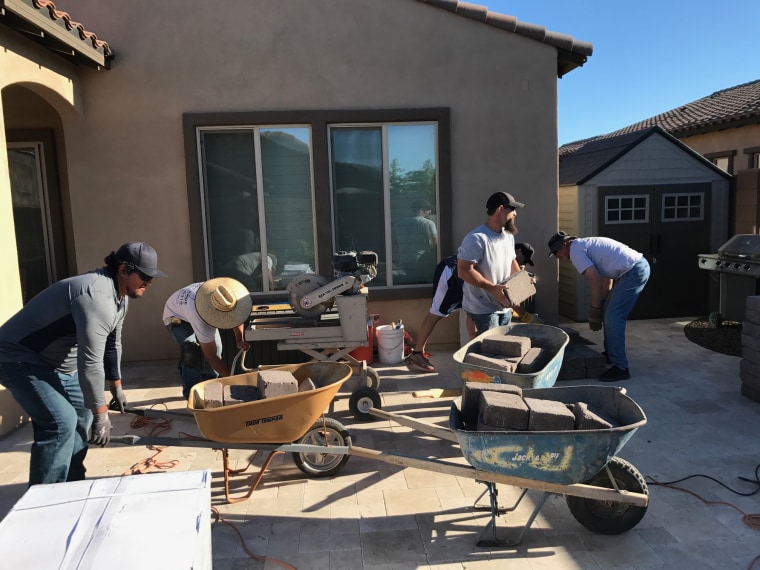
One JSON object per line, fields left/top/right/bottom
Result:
{"left": 452, "top": 324, "right": 569, "bottom": 389}
{"left": 187, "top": 361, "right": 352, "bottom": 444}
{"left": 449, "top": 385, "right": 646, "bottom": 485}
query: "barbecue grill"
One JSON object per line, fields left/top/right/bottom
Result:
{"left": 698, "top": 234, "right": 760, "bottom": 321}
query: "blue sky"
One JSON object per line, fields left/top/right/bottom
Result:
{"left": 485, "top": 0, "right": 760, "bottom": 145}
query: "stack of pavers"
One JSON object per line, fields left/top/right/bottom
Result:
{"left": 463, "top": 333, "right": 546, "bottom": 374}
{"left": 740, "top": 296, "right": 760, "bottom": 403}
{"left": 202, "top": 369, "right": 316, "bottom": 409}
{"left": 459, "top": 382, "right": 616, "bottom": 431}
{"left": 557, "top": 326, "right": 607, "bottom": 380}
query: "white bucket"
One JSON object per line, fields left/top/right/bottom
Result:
{"left": 376, "top": 324, "right": 405, "bottom": 364}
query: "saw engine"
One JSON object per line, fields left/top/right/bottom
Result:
{"left": 287, "top": 251, "right": 378, "bottom": 318}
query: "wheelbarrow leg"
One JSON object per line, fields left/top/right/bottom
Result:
{"left": 222, "top": 448, "right": 283, "bottom": 504}
{"left": 475, "top": 481, "right": 550, "bottom": 548}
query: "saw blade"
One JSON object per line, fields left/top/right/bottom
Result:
{"left": 287, "top": 273, "right": 332, "bottom": 318}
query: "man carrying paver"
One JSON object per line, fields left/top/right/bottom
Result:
{"left": 409, "top": 241, "right": 540, "bottom": 373}
{"left": 457, "top": 191, "right": 525, "bottom": 335}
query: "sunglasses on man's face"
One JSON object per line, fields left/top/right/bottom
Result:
{"left": 129, "top": 267, "right": 153, "bottom": 283}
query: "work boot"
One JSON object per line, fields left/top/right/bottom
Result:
{"left": 409, "top": 351, "right": 436, "bottom": 373}
{"left": 597, "top": 366, "right": 630, "bottom": 382}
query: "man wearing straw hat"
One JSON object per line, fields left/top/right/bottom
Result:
{"left": 163, "top": 277, "right": 253, "bottom": 398}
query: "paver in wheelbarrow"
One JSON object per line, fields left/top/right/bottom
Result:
{"left": 449, "top": 383, "right": 648, "bottom": 545}
{"left": 114, "top": 361, "right": 355, "bottom": 503}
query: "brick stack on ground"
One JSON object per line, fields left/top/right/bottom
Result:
{"left": 557, "top": 326, "right": 607, "bottom": 380}
{"left": 740, "top": 296, "right": 760, "bottom": 403}
{"left": 463, "top": 334, "right": 547, "bottom": 374}
{"left": 464, "top": 382, "right": 615, "bottom": 432}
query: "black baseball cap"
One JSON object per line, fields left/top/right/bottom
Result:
{"left": 486, "top": 192, "right": 525, "bottom": 210}
{"left": 115, "top": 242, "right": 166, "bottom": 278}
{"left": 547, "top": 231, "right": 577, "bottom": 257}
{"left": 515, "top": 242, "right": 535, "bottom": 266}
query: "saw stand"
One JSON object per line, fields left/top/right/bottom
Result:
{"left": 244, "top": 290, "right": 380, "bottom": 390}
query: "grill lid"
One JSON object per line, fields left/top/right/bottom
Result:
{"left": 717, "top": 234, "right": 760, "bottom": 260}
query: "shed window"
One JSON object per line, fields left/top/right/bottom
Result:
{"left": 661, "top": 193, "right": 703, "bottom": 222}
{"left": 605, "top": 195, "right": 648, "bottom": 224}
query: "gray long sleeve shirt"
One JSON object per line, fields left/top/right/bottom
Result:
{"left": 0, "top": 267, "right": 127, "bottom": 410}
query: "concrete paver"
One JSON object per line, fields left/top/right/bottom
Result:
{"left": 1, "top": 318, "right": 759, "bottom": 569}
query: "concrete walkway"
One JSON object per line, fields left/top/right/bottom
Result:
{"left": 0, "top": 318, "right": 758, "bottom": 569}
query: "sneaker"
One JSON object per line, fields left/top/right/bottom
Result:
{"left": 409, "top": 351, "right": 436, "bottom": 373}
{"left": 597, "top": 366, "right": 630, "bottom": 382}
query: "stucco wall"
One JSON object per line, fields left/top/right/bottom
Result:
{"left": 0, "top": 27, "right": 84, "bottom": 435}
{"left": 28, "top": 0, "right": 564, "bottom": 360}
{"left": 681, "top": 124, "right": 760, "bottom": 175}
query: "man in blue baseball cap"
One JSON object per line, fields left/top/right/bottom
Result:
{"left": 0, "top": 242, "right": 166, "bottom": 485}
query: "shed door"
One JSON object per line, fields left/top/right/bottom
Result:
{"left": 598, "top": 183, "right": 710, "bottom": 318}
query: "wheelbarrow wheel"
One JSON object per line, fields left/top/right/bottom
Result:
{"left": 365, "top": 367, "right": 380, "bottom": 390}
{"left": 566, "top": 456, "right": 648, "bottom": 535}
{"left": 292, "top": 417, "right": 352, "bottom": 478}
{"left": 349, "top": 386, "right": 382, "bottom": 421}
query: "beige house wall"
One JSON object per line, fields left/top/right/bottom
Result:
{"left": 0, "top": 26, "right": 85, "bottom": 435}
{"left": 55, "top": 0, "right": 563, "bottom": 359}
{"left": 681, "top": 124, "right": 760, "bottom": 175}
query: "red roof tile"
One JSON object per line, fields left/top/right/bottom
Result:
{"left": 33, "top": 0, "right": 112, "bottom": 57}
{"left": 416, "top": 0, "right": 593, "bottom": 77}
{"left": 561, "top": 79, "right": 760, "bottom": 157}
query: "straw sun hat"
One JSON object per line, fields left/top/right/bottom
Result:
{"left": 195, "top": 277, "right": 253, "bottom": 329}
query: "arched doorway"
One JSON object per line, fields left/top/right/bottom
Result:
{"left": 3, "top": 85, "right": 69, "bottom": 303}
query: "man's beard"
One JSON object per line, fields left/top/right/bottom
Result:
{"left": 505, "top": 218, "right": 518, "bottom": 235}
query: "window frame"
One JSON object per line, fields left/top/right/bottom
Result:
{"left": 704, "top": 149, "right": 736, "bottom": 174}
{"left": 743, "top": 146, "right": 760, "bottom": 169}
{"left": 604, "top": 194, "right": 649, "bottom": 224}
{"left": 183, "top": 108, "right": 451, "bottom": 302}
{"left": 660, "top": 192, "right": 704, "bottom": 222}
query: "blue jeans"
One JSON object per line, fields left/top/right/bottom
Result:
{"left": 467, "top": 310, "right": 513, "bottom": 335}
{"left": 0, "top": 362, "right": 90, "bottom": 486}
{"left": 604, "top": 258, "right": 651, "bottom": 370}
{"left": 166, "top": 321, "right": 222, "bottom": 398}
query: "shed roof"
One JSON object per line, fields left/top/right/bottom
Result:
{"left": 559, "top": 125, "right": 731, "bottom": 185}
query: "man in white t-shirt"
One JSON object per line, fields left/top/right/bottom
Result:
{"left": 163, "top": 277, "right": 252, "bottom": 398}
{"left": 548, "top": 232, "right": 650, "bottom": 382}
{"left": 457, "top": 191, "right": 525, "bottom": 334}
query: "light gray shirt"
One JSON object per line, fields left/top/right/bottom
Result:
{"left": 458, "top": 224, "right": 516, "bottom": 314}
{"left": 0, "top": 268, "right": 126, "bottom": 409}
{"left": 569, "top": 237, "right": 643, "bottom": 280}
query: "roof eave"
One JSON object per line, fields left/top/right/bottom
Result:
{"left": 0, "top": 0, "right": 112, "bottom": 70}
{"left": 557, "top": 49, "right": 588, "bottom": 78}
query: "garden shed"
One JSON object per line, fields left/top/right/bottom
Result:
{"left": 558, "top": 126, "right": 731, "bottom": 321}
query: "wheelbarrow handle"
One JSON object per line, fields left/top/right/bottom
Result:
{"left": 123, "top": 406, "right": 196, "bottom": 422}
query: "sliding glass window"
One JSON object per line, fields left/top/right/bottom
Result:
{"left": 330, "top": 123, "right": 438, "bottom": 286}
{"left": 198, "top": 127, "right": 316, "bottom": 292}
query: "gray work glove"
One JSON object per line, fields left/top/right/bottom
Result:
{"left": 108, "top": 381, "right": 127, "bottom": 412}
{"left": 90, "top": 411, "right": 112, "bottom": 447}
{"left": 589, "top": 306, "right": 603, "bottom": 331}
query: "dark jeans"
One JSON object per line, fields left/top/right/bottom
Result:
{"left": 166, "top": 321, "right": 221, "bottom": 398}
{"left": 467, "top": 310, "right": 513, "bottom": 335}
{"left": 0, "top": 362, "right": 90, "bottom": 486}
{"left": 603, "top": 257, "right": 651, "bottom": 370}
